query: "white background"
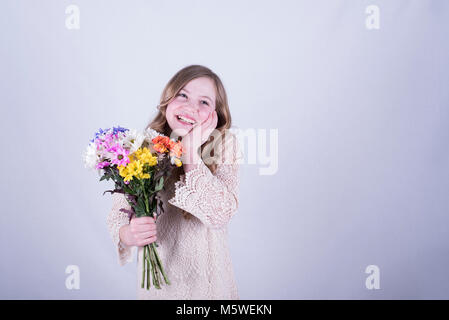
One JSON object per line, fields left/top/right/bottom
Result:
{"left": 0, "top": 0, "right": 448, "bottom": 299}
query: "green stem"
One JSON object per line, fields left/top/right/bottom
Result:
{"left": 151, "top": 242, "right": 170, "bottom": 285}
{"left": 140, "top": 179, "right": 164, "bottom": 290}
{"left": 149, "top": 246, "right": 161, "bottom": 289}
{"left": 140, "top": 180, "right": 151, "bottom": 217}
{"left": 141, "top": 247, "right": 145, "bottom": 289}
{"left": 146, "top": 245, "right": 150, "bottom": 290}
{"left": 144, "top": 246, "right": 152, "bottom": 289}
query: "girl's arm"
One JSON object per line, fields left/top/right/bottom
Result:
{"left": 168, "top": 133, "right": 243, "bottom": 229}
{"left": 106, "top": 192, "right": 136, "bottom": 266}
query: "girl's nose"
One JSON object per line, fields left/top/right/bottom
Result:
{"left": 185, "top": 101, "right": 199, "bottom": 113}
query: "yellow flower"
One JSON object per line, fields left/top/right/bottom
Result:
{"left": 137, "top": 172, "right": 151, "bottom": 179}
{"left": 133, "top": 148, "right": 158, "bottom": 166}
{"left": 133, "top": 148, "right": 143, "bottom": 158}
{"left": 174, "top": 158, "right": 182, "bottom": 167}
{"left": 118, "top": 165, "right": 134, "bottom": 182}
{"left": 146, "top": 154, "right": 158, "bottom": 166}
{"left": 123, "top": 174, "right": 133, "bottom": 182}
{"left": 119, "top": 148, "right": 155, "bottom": 182}
{"left": 118, "top": 165, "right": 126, "bottom": 175}
{"left": 127, "top": 160, "right": 143, "bottom": 177}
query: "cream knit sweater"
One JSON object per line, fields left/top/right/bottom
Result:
{"left": 106, "top": 130, "right": 242, "bottom": 299}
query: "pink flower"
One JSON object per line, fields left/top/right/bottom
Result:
{"left": 108, "top": 143, "right": 130, "bottom": 167}
{"left": 95, "top": 161, "right": 110, "bottom": 169}
{"left": 95, "top": 133, "right": 115, "bottom": 151}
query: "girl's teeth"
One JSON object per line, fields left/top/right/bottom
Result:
{"left": 177, "top": 115, "right": 195, "bottom": 124}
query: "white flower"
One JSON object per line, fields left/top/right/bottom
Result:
{"left": 145, "top": 127, "right": 165, "bottom": 141}
{"left": 123, "top": 128, "right": 146, "bottom": 154}
{"left": 83, "top": 142, "right": 100, "bottom": 170}
{"left": 144, "top": 128, "right": 167, "bottom": 146}
{"left": 114, "top": 130, "right": 128, "bottom": 145}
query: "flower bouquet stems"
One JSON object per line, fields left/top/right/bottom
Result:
{"left": 83, "top": 126, "right": 184, "bottom": 290}
{"left": 140, "top": 180, "right": 170, "bottom": 289}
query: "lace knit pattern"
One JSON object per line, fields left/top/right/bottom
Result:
{"left": 106, "top": 133, "right": 242, "bottom": 299}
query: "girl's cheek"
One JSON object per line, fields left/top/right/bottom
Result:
{"left": 166, "top": 102, "right": 180, "bottom": 116}
{"left": 198, "top": 108, "right": 211, "bottom": 121}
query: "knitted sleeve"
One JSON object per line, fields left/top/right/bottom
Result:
{"left": 106, "top": 192, "right": 136, "bottom": 266}
{"left": 168, "top": 133, "right": 242, "bottom": 230}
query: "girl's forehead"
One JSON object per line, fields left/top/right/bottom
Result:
{"left": 182, "top": 78, "right": 216, "bottom": 100}
{"left": 184, "top": 78, "right": 215, "bottom": 92}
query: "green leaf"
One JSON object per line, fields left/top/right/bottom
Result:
{"left": 134, "top": 205, "right": 147, "bottom": 217}
{"left": 154, "top": 176, "right": 164, "bottom": 192}
{"left": 135, "top": 197, "right": 148, "bottom": 214}
{"left": 123, "top": 184, "right": 135, "bottom": 195}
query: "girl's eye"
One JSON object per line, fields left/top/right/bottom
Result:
{"left": 178, "top": 92, "right": 210, "bottom": 106}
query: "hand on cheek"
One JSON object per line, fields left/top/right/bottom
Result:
{"left": 181, "top": 110, "right": 218, "bottom": 167}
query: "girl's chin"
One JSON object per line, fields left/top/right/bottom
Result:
{"left": 170, "top": 127, "right": 190, "bottom": 137}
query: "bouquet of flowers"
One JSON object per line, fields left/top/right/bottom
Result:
{"left": 83, "top": 126, "right": 183, "bottom": 290}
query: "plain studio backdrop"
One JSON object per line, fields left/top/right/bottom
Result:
{"left": 0, "top": 0, "right": 448, "bottom": 299}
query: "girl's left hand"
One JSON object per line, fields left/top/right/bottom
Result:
{"left": 181, "top": 110, "right": 218, "bottom": 164}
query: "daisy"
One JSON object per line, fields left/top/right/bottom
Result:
{"left": 108, "top": 144, "right": 130, "bottom": 167}
{"left": 83, "top": 142, "right": 100, "bottom": 170}
{"left": 123, "top": 128, "right": 146, "bottom": 154}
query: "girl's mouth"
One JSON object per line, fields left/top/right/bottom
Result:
{"left": 176, "top": 115, "right": 196, "bottom": 126}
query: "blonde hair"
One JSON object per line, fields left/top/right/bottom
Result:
{"left": 145, "top": 65, "right": 233, "bottom": 219}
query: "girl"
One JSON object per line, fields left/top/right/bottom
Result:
{"left": 106, "top": 65, "right": 242, "bottom": 299}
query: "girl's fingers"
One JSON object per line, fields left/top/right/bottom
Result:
{"left": 186, "top": 110, "right": 217, "bottom": 146}
{"left": 203, "top": 111, "right": 215, "bottom": 130}
{"left": 138, "top": 235, "right": 157, "bottom": 246}
{"left": 190, "top": 113, "right": 209, "bottom": 142}
{"left": 132, "top": 223, "right": 156, "bottom": 232}
{"left": 143, "top": 236, "right": 157, "bottom": 246}
{"left": 134, "top": 216, "right": 155, "bottom": 224}
{"left": 206, "top": 111, "right": 217, "bottom": 132}
{"left": 138, "top": 230, "right": 157, "bottom": 239}
{"left": 212, "top": 110, "right": 218, "bottom": 127}
{"left": 210, "top": 110, "right": 217, "bottom": 127}
{"left": 199, "top": 111, "right": 217, "bottom": 143}
{"left": 196, "top": 112, "right": 210, "bottom": 131}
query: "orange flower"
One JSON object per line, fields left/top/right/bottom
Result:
{"left": 152, "top": 143, "right": 166, "bottom": 153}
{"left": 152, "top": 136, "right": 171, "bottom": 153}
{"left": 169, "top": 141, "right": 183, "bottom": 158}
{"left": 152, "top": 136, "right": 169, "bottom": 145}
{"left": 151, "top": 135, "right": 184, "bottom": 157}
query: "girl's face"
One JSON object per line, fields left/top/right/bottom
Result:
{"left": 166, "top": 77, "right": 216, "bottom": 136}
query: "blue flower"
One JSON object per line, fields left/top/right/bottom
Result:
{"left": 112, "top": 125, "right": 129, "bottom": 135}
{"left": 89, "top": 126, "right": 129, "bottom": 143}
{"left": 90, "top": 127, "right": 110, "bottom": 143}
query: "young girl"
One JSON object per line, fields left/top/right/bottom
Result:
{"left": 106, "top": 65, "right": 242, "bottom": 299}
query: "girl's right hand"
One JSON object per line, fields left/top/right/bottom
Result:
{"left": 119, "top": 215, "right": 157, "bottom": 247}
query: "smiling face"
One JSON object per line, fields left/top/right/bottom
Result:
{"left": 166, "top": 76, "right": 216, "bottom": 137}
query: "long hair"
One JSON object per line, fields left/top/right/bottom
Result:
{"left": 145, "top": 65, "right": 233, "bottom": 219}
